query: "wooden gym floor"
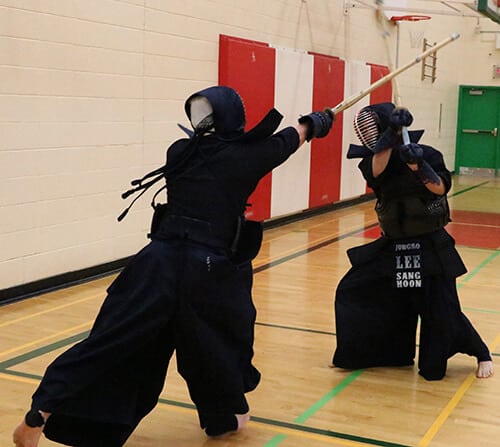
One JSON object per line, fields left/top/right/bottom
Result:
{"left": 1, "top": 175, "right": 499, "bottom": 447}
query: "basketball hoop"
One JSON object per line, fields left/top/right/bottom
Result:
{"left": 390, "top": 15, "right": 432, "bottom": 22}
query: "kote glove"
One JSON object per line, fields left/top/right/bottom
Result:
{"left": 298, "top": 109, "right": 334, "bottom": 142}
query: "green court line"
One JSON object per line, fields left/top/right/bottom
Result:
{"left": 294, "top": 370, "right": 362, "bottom": 423}
{"left": 458, "top": 249, "right": 500, "bottom": 315}
{"left": 254, "top": 371, "right": 412, "bottom": 447}
{"left": 462, "top": 306, "right": 500, "bottom": 315}
{"left": 448, "top": 180, "right": 490, "bottom": 197}
{"left": 262, "top": 371, "right": 365, "bottom": 447}
{"left": 458, "top": 249, "right": 500, "bottom": 288}
{"left": 160, "top": 376, "right": 414, "bottom": 447}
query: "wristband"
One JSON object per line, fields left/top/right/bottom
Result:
{"left": 25, "top": 409, "right": 46, "bottom": 428}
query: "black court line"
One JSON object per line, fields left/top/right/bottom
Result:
{"left": 256, "top": 321, "right": 336, "bottom": 336}
{"left": 3, "top": 369, "right": 41, "bottom": 381}
{"left": 0, "top": 368, "right": 411, "bottom": 447}
{"left": 1, "top": 179, "right": 495, "bottom": 447}
{"left": 0, "top": 331, "right": 90, "bottom": 371}
{"left": 254, "top": 222, "right": 379, "bottom": 273}
{"left": 255, "top": 180, "right": 493, "bottom": 275}
{"left": 159, "top": 397, "right": 414, "bottom": 447}
{"left": 0, "top": 179, "right": 489, "bottom": 308}
{"left": 1, "top": 328, "right": 497, "bottom": 374}
{"left": 253, "top": 325, "right": 500, "bottom": 358}
{"left": 247, "top": 414, "right": 412, "bottom": 447}
{"left": 1, "top": 178, "right": 497, "bottom": 373}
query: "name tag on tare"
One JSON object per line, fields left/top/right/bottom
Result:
{"left": 394, "top": 242, "right": 422, "bottom": 288}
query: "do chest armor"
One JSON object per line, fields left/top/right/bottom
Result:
{"left": 375, "top": 168, "right": 450, "bottom": 239}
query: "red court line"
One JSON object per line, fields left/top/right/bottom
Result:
{"left": 450, "top": 210, "right": 500, "bottom": 226}
{"left": 358, "top": 210, "right": 500, "bottom": 250}
{"left": 361, "top": 226, "right": 383, "bottom": 239}
{"left": 447, "top": 222, "right": 500, "bottom": 249}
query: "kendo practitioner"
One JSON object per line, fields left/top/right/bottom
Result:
{"left": 331, "top": 102, "right": 494, "bottom": 381}
{"left": 12, "top": 85, "right": 333, "bottom": 447}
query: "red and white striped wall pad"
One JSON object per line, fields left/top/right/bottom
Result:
{"left": 219, "top": 34, "right": 392, "bottom": 222}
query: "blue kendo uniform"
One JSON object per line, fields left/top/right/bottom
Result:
{"left": 27, "top": 86, "right": 333, "bottom": 446}
{"left": 332, "top": 103, "right": 491, "bottom": 381}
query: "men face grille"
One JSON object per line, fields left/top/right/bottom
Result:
{"left": 353, "top": 108, "right": 380, "bottom": 150}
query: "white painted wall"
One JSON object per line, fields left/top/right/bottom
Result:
{"left": 340, "top": 60, "right": 371, "bottom": 201}
{"left": 1, "top": 0, "right": 499, "bottom": 290}
{"left": 271, "top": 48, "right": 313, "bottom": 218}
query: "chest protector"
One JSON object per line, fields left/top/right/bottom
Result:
{"left": 375, "top": 169, "right": 450, "bottom": 239}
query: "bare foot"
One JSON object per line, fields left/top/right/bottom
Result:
{"left": 235, "top": 413, "right": 250, "bottom": 432}
{"left": 476, "top": 360, "right": 494, "bottom": 378}
{"left": 329, "top": 363, "right": 355, "bottom": 372}
{"left": 12, "top": 421, "right": 43, "bottom": 447}
{"left": 205, "top": 413, "right": 250, "bottom": 438}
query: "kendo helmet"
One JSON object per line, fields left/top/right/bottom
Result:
{"left": 184, "top": 85, "right": 246, "bottom": 137}
{"left": 353, "top": 102, "right": 395, "bottom": 151}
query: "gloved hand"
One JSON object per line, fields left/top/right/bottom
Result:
{"left": 389, "top": 107, "right": 413, "bottom": 129}
{"left": 298, "top": 109, "right": 334, "bottom": 142}
{"left": 399, "top": 143, "right": 441, "bottom": 185}
{"left": 372, "top": 107, "right": 413, "bottom": 153}
{"left": 416, "top": 160, "right": 441, "bottom": 185}
{"left": 399, "top": 142, "right": 423, "bottom": 164}
{"left": 373, "top": 127, "right": 400, "bottom": 153}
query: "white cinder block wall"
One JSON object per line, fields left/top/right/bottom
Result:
{"left": 1, "top": 0, "right": 499, "bottom": 291}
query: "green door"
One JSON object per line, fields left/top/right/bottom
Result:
{"left": 455, "top": 85, "right": 500, "bottom": 176}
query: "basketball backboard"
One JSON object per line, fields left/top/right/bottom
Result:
{"left": 379, "top": 0, "right": 408, "bottom": 20}
{"left": 477, "top": 0, "right": 500, "bottom": 24}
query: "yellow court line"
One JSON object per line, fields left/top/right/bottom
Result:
{"left": 0, "top": 293, "right": 102, "bottom": 328}
{"left": 0, "top": 321, "right": 92, "bottom": 359}
{"left": 417, "top": 373, "right": 475, "bottom": 447}
{"left": 0, "top": 372, "right": 39, "bottom": 385}
{"left": 156, "top": 401, "right": 375, "bottom": 447}
{"left": 418, "top": 333, "right": 500, "bottom": 447}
